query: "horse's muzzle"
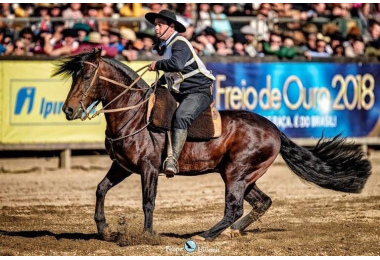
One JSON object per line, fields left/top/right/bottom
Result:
{"left": 63, "top": 105, "right": 83, "bottom": 120}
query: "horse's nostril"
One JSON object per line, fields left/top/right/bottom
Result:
{"left": 65, "top": 106, "right": 74, "bottom": 116}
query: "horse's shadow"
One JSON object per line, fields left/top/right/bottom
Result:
{"left": 1, "top": 228, "right": 286, "bottom": 242}
{"left": 0, "top": 229, "right": 99, "bottom": 241}
{"left": 160, "top": 228, "right": 285, "bottom": 239}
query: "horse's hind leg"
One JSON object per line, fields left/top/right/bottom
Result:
{"left": 95, "top": 161, "right": 132, "bottom": 240}
{"left": 230, "top": 183, "right": 272, "bottom": 233}
{"left": 197, "top": 180, "right": 246, "bottom": 240}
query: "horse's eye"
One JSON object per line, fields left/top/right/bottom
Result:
{"left": 84, "top": 75, "right": 91, "bottom": 81}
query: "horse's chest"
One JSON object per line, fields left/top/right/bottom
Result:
{"left": 105, "top": 138, "right": 139, "bottom": 170}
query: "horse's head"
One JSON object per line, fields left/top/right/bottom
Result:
{"left": 53, "top": 48, "right": 106, "bottom": 120}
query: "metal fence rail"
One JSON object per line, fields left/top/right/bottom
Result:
{"left": 0, "top": 16, "right": 333, "bottom": 37}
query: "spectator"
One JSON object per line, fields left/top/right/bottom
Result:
{"left": 249, "top": 3, "right": 271, "bottom": 41}
{"left": 135, "top": 31, "right": 155, "bottom": 59}
{"left": 119, "top": 3, "right": 147, "bottom": 32}
{"left": 278, "top": 3, "right": 307, "bottom": 20}
{"left": 50, "top": 5, "right": 64, "bottom": 29}
{"left": 263, "top": 32, "right": 301, "bottom": 59}
{"left": 0, "top": 3, "right": 15, "bottom": 19}
{"left": 232, "top": 38, "right": 248, "bottom": 56}
{"left": 32, "top": 30, "right": 50, "bottom": 55}
{"left": 3, "top": 2, "right": 380, "bottom": 59}
{"left": 0, "top": 28, "right": 6, "bottom": 55}
{"left": 211, "top": 4, "right": 233, "bottom": 38}
{"left": 307, "top": 3, "right": 332, "bottom": 20}
{"left": 214, "top": 35, "right": 233, "bottom": 56}
{"left": 291, "top": 30, "right": 311, "bottom": 60}
{"left": 366, "top": 19, "right": 380, "bottom": 44}
{"left": 308, "top": 36, "right": 331, "bottom": 58}
{"left": 11, "top": 38, "right": 26, "bottom": 56}
{"left": 240, "top": 25, "right": 258, "bottom": 57}
{"left": 44, "top": 28, "right": 79, "bottom": 57}
{"left": 353, "top": 3, "right": 373, "bottom": 32}
{"left": 191, "top": 27, "right": 217, "bottom": 56}
{"left": 19, "top": 27, "right": 34, "bottom": 56}
{"left": 306, "top": 32, "right": 318, "bottom": 52}
{"left": 365, "top": 20, "right": 380, "bottom": 57}
{"left": 176, "top": 4, "right": 195, "bottom": 40}
{"left": 73, "top": 23, "right": 91, "bottom": 43}
{"left": 345, "top": 35, "right": 365, "bottom": 57}
{"left": 333, "top": 44, "right": 345, "bottom": 56}
{"left": 119, "top": 28, "right": 138, "bottom": 61}
{"left": 263, "top": 32, "right": 282, "bottom": 55}
{"left": 332, "top": 4, "right": 364, "bottom": 37}
{"left": 195, "top": 3, "right": 212, "bottom": 35}
{"left": 108, "top": 28, "right": 123, "bottom": 53}
{"left": 329, "top": 32, "right": 345, "bottom": 51}
{"left": 84, "top": 4, "right": 103, "bottom": 33}
{"left": 1, "top": 34, "right": 14, "bottom": 56}
{"left": 119, "top": 3, "right": 145, "bottom": 17}
{"left": 62, "top": 3, "right": 84, "bottom": 28}
{"left": 72, "top": 32, "right": 117, "bottom": 58}
{"left": 14, "top": 3, "right": 34, "bottom": 18}
{"left": 146, "top": 3, "right": 166, "bottom": 14}
{"left": 32, "top": 3, "right": 53, "bottom": 35}
{"left": 226, "top": 4, "right": 246, "bottom": 16}
{"left": 99, "top": 4, "right": 116, "bottom": 34}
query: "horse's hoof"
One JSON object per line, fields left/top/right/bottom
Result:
{"left": 191, "top": 235, "right": 206, "bottom": 242}
{"left": 99, "top": 226, "right": 112, "bottom": 241}
{"left": 218, "top": 227, "right": 242, "bottom": 239}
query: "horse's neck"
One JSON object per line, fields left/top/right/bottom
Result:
{"left": 101, "top": 68, "right": 147, "bottom": 138}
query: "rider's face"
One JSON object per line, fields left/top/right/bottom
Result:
{"left": 154, "top": 18, "right": 174, "bottom": 40}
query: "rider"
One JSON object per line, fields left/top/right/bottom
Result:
{"left": 145, "top": 9, "right": 215, "bottom": 177}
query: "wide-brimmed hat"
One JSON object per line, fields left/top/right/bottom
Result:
{"left": 108, "top": 28, "right": 121, "bottom": 37}
{"left": 120, "top": 28, "right": 136, "bottom": 41}
{"left": 145, "top": 9, "right": 186, "bottom": 33}
{"left": 240, "top": 25, "right": 256, "bottom": 35}
{"left": 73, "top": 23, "right": 91, "bottom": 33}
{"left": 303, "top": 23, "right": 318, "bottom": 34}
{"left": 61, "top": 28, "right": 78, "bottom": 38}
{"left": 36, "top": 3, "right": 54, "bottom": 9}
{"left": 136, "top": 31, "right": 155, "bottom": 41}
{"left": 87, "top": 32, "right": 102, "bottom": 44}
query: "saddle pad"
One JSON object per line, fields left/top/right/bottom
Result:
{"left": 147, "top": 86, "right": 221, "bottom": 140}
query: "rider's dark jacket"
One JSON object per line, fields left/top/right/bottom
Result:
{"left": 155, "top": 32, "right": 215, "bottom": 95}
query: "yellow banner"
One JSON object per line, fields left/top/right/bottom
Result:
{"left": 0, "top": 60, "right": 155, "bottom": 144}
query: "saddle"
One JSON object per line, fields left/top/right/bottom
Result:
{"left": 147, "top": 86, "right": 221, "bottom": 140}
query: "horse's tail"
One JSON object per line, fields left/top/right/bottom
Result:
{"left": 279, "top": 132, "right": 372, "bottom": 193}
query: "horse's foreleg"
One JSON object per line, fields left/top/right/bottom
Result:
{"left": 198, "top": 180, "right": 246, "bottom": 240}
{"left": 141, "top": 169, "right": 159, "bottom": 235}
{"left": 95, "top": 162, "right": 132, "bottom": 240}
{"left": 230, "top": 183, "right": 272, "bottom": 232}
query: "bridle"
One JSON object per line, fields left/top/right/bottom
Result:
{"left": 80, "top": 60, "right": 158, "bottom": 121}
{"left": 77, "top": 59, "right": 159, "bottom": 140}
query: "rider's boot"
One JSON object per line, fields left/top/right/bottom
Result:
{"left": 164, "top": 128, "right": 187, "bottom": 178}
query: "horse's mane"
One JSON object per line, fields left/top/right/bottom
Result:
{"left": 52, "top": 50, "right": 150, "bottom": 89}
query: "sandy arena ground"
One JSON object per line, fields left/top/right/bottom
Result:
{"left": 0, "top": 152, "right": 379, "bottom": 256}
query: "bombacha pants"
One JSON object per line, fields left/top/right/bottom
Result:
{"left": 172, "top": 91, "right": 213, "bottom": 130}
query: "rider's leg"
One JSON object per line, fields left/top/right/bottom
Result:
{"left": 164, "top": 91, "right": 212, "bottom": 177}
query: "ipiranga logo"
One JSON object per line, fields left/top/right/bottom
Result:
{"left": 14, "top": 87, "right": 36, "bottom": 115}
{"left": 11, "top": 85, "right": 65, "bottom": 124}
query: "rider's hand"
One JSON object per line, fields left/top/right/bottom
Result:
{"left": 148, "top": 61, "right": 157, "bottom": 71}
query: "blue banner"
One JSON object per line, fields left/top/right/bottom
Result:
{"left": 208, "top": 62, "right": 380, "bottom": 138}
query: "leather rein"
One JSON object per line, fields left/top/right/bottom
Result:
{"left": 79, "top": 60, "right": 159, "bottom": 139}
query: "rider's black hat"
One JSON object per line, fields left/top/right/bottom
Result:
{"left": 145, "top": 9, "right": 186, "bottom": 33}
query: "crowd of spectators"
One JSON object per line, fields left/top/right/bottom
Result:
{"left": 1, "top": 3, "right": 380, "bottom": 60}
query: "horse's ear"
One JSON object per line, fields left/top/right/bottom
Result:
{"left": 94, "top": 47, "right": 102, "bottom": 59}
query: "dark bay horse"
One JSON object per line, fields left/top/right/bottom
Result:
{"left": 54, "top": 49, "right": 371, "bottom": 241}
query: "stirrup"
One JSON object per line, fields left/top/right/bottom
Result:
{"left": 162, "top": 156, "right": 179, "bottom": 178}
